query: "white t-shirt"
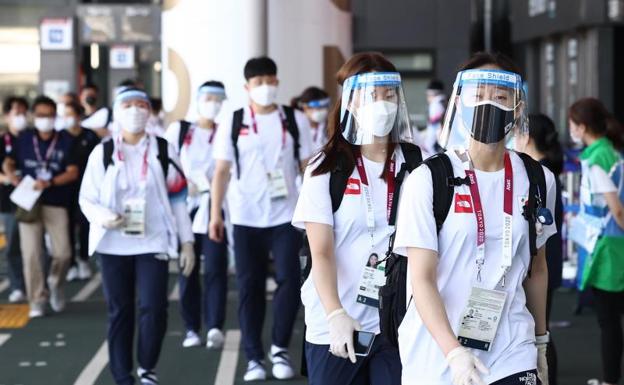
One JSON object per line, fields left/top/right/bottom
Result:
{"left": 292, "top": 149, "right": 407, "bottom": 344}
{"left": 212, "top": 106, "right": 312, "bottom": 227}
{"left": 95, "top": 137, "right": 170, "bottom": 255}
{"left": 165, "top": 121, "right": 218, "bottom": 188}
{"left": 310, "top": 122, "right": 327, "bottom": 155}
{"left": 393, "top": 150, "right": 557, "bottom": 384}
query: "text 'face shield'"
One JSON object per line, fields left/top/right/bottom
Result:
{"left": 439, "top": 69, "right": 528, "bottom": 149}
{"left": 340, "top": 72, "right": 413, "bottom": 145}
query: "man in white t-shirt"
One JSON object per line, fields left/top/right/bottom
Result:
{"left": 209, "top": 57, "right": 312, "bottom": 382}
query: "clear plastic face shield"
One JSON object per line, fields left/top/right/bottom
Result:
{"left": 438, "top": 69, "right": 528, "bottom": 150}
{"left": 340, "top": 72, "right": 413, "bottom": 145}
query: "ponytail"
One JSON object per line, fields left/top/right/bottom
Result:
{"left": 606, "top": 116, "right": 624, "bottom": 152}
{"left": 569, "top": 97, "right": 624, "bottom": 151}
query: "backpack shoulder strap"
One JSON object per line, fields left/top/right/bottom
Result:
{"left": 105, "top": 107, "right": 113, "bottom": 126}
{"left": 177, "top": 120, "right": 191, "bottom": 151}
{"left": 231, "top": 108, "right": 245, "bottom": 179}
{"left": 156, "top": 136, "right": 170, "bottom": 179}
{"left": 329, "top": 150, "right": 352, "bottom": 213}
{"left": 282, "top": 105, "right": 301, "bottom": 164}
{"left": 423, "top": 153, "right": 457, "bottom": 233}
{"left": 102, "top": 139, "right": 114, "bottom": 170}
{"left": 517, "top": 152, "right": 547, "bottom": 275}
{"left": 399, "top": 142, "right": 423, "bottom": 172}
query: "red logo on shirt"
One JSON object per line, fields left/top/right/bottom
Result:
{"left": 454, "top": 194, "right": 473, "bottom": 213}
{"left": 239, "top": 127, "right": 249, "bottom": 136}
{"left": 344, "top": 178, "right": 361, "bottom": 195}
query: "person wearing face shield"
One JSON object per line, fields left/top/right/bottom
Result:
{"left": 567, "top": 98, "right": 624, "bottom": 385}
{"left": 62, "top": 101, "right": 100, "bottom": 282}
{"left": 393, "top": 52, "right": 558, "bottom": 385}
{"left": 209, "top": 57, "right": 313, "bottom": 381}
{"left": 164, "top": 80, "right": 229, "bottom": 350}
{"left": 292, "top": 86, "right": 331, "bottom": 153}
{"left": 0, "top": 96, "right": 28, "bottom": 304}
{"left": 291, "top": 52, "right": 421, "bottom": 385}
{"left": 79, "top": 88, "right": 195, "bottom": 385}
{"left": 80, "top": 83, "right": 112, "bottom": 138}
{"left": 2, "top": 96, "right": 80, "bottom": 318}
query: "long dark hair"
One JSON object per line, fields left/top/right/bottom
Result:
{"left": 528, "top": 113, "right": 564, "bottom": 175}
{"left": 312, "top": 52, "right": 398, "bottom": 178}
{"left": 568, "top": 97, "right": 624, "bottom": 152}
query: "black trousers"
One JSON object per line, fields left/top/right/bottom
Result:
{"left": 592, "top": 287, "right": 624, "bottom": 384}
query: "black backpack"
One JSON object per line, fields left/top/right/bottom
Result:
{"left": 378, "top": 151, "right": 547, "bottom": 348}
{"left": 102, "top": 136, "right": 181, "bottom": 179}
{"left": 231, "top": 106, "right": 300, "bottom": 179}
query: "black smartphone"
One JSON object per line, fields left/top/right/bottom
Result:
{"left": 353, "top": 331, "right": 376, "bottom": 357}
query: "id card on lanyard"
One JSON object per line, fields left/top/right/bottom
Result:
{"left": 32, "top": 133, "right": 58, "bottom": 182}
{"left": 249, "top": 106, "right": 289, "bottom": 200}
{"left": 355, "top": 152, "right": 395, "bottom": 308}
{"left": 456, "top": 151, "right": 513, "bottom": 351}
{"left": 117, "top": 136, "right": 149, "bottom": 238}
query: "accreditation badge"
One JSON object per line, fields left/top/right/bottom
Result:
{"left": 122, "top": 198, "right": 146, "bottom": 238}
{"left": 356, "top": 253, "right": 386, "bottom": 308}
{"left": 35, "top": 167, "right": 53, "bottom": 182}
{"left": 268, "top": 168, "right": 288, "bottom": 200}
{"left": 457, "top": 287, "right": 507, "bottom": 351}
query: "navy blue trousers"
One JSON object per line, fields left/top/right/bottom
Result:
{"left": 178, "top": 231, "right": 228, "bottom": 332}
{"left": 99, "top": 253, "right": 169, "bottom": 385}
{"left": 305, "top": 334, "right": 402, "bottom": 385}
{"left": 233, "top": 223, "right": 302, "bottom": 361}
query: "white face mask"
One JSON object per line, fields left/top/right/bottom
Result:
{"left": 570, "top": 130, "right": 584, "bottom": 145}
{"left": 308, "top": 108, "right": 328, "bottom": 124}
{"left": 118, "top": 106, "right": 149, "bottom": 134}
{"left": 10, "top": 114, "right": 27, "bottom": 131}
{"left": 249, "top": 84, "right": 278, "bottom": 107}
{"left": 56, "top": 103, "right": 66, "bottom": 117}
{"left": 198, "top": 101, "right": 222, "bottom": 120}
{"left": 34, "top": 117, "right": 56, "bottom": 133}
{"left": 64, "top": 116, "right": 77, "bottom": 129}
{"left": 354, "top": 101, "right": 398, "bottom": 138}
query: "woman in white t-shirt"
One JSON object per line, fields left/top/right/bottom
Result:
{"left": 394, "top": 52, "right": 557, "bottom": 385}
{"left": 292, "top": 52, "right": 419, "bottom": 385}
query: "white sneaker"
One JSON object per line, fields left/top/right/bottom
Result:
{"left": 28, "top": 303, "right": 45, "bottom": 318}
{"left": 8, "top": 289, "right": 25, "bottom": 303}
{"left": 49, "top": 285, "right": 66, "bottom": 313}
{"left": 269, "top": 345, "right": 295, "bottom": 380}
{"left": 243, "top": 360, "right": 266, "bottom": 382}
{"left": 182, "top": 330, "right": 201, "bottom": 347}
{"left": 137, "top": 368, "right": 158, "bottom": 385}
{"left": 206, "top": 328, "right": 224, "bottom": 349}
{"left": 66, "top": 266, "right": 79, "bottom": 282}
{"left": 77, "top": 260, "right": 92, "bottom": 280}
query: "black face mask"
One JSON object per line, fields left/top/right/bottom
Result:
{"left": 462, "top": 103, "right": 514, "bottom": 144}
{"left": 85, "top": 95, "right": 97, "bottom": 106}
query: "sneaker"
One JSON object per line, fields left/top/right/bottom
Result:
{"left": 28, "top": 303, "right": 45, "bottom": 318}
{"left": 8, "top": 289, "right": 25, "bottom": 303}
{"left": 49, "top": 285, "right": 66, "bottom": 313}
{"left": 269, "top": 345, "right": 295, "bottom": 380}
{"left": 137, "top": 368, "right": 158, "bottom": 385}
{"left": 206, "top": 328, "right": 224, "bottom": 349}
{"left": 182, "top": 330, "right": 201, "bottom": 348}
{"left": 66, "top": 266, "right": 79, "bottom": 282}
{"left": 77, "top": 260, "right": 92, "bottom": 280}
{"left": 243, "top": 360, "right": 266, "bottom": 382}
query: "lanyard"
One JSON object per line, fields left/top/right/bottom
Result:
{"left": 183, "top": 123, "right": 217, "bottom": 147}
{"left": 4, "top": 134, "right": 12, "bottom": 154}
{"left": 249, "top": 106, "right": 287, "bottom": 149}
{"left": 116, "top": 135, "right": 150, "bottom": 183}
{"left": 464, "top": 152, "right": 513, "bottom": 285}
{"left": 354, "top": 151, "right": 396, "bottom": 247}
{"left": 32, "top": 133, "right": 58, "bottom": 169}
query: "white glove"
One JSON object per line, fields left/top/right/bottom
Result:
{"left": 179, "top": 242, "right": 196, "bottom": 277}
{"left": 327, "top": 308, "right": 361, "bottom": 363}
{"left": 446, "top": 346, "right": 489, "bottom": 385}
{"left": 536, "top": 333, "right": 549, "bottom": 385}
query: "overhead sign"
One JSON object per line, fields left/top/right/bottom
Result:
{"left": 110, "top": 45, "right": 135, "bottom": 69}
{"left": 40, "top": 18, "right": 73, "bottom": 50}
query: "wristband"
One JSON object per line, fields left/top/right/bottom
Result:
{"left": 535, "top": 331, "right": 550, "bottom": 345}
